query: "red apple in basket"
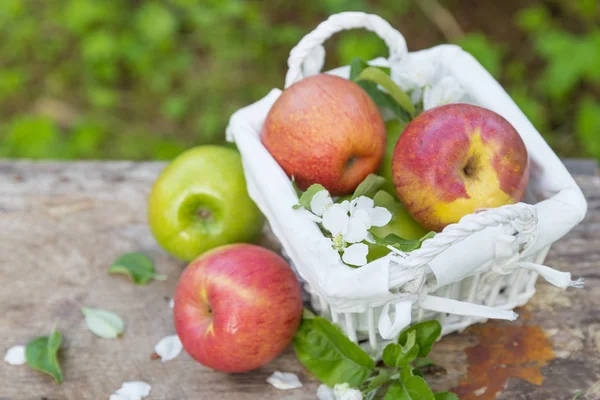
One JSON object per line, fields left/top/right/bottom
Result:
{"left": 173, "top": 244, "right": 303, "bottom": 372}
{"left": 392, "top": 103, "right": 529, "bottom": 232}
{"left": 261, "top": 73, "right": 386, "bottom": 196}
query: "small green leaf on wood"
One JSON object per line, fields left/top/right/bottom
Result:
{"left": 413, "top": 357, "right": 436, "bottom": 368}
{"left": 398, "top": 320, "right": 442, "bottom": 358}
{"left": 25, "top": 324, "right": 63, "bottom": 384}
{"left": 352, "top": 174, "right": 387, "bottom": 199}
{"left": 81, "top": 307, "right": 125, "bottom": 339}
{"left": 293, "top": 316, "right": 375, "bottom": 386}
{"left": 434, "top": 392, "right": 460, "bottom": 400}
{"left": 108, "top": 252, "right": 166, "bottom": 285}
{"left": 296, "top": 183, "right": 327, "bottom": 211}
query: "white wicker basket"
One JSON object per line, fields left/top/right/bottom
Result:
{"left": 226, "top": 12, "right": 587, "bottom": 355}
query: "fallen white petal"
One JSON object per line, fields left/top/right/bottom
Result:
{"left": 168, "top": 298, "right": 174, "bottom": 309}
{"left": 370, "top": 206, "right": 392, "bottom": 227}
{"left": 342, "top": 243, "right": 369, "bottom": 266}
{"left": 154, "top": 334, "right": 183, "bottom": 362}
{"left": 317, "top": 384, "right": 336, "bottom": 400}
{"left": 4, "top": 345, "right": 25, "bottom": 365}
{"left": 352, "top": 208, "right": 371, "bottom": 228}
{"left": 109, "top": 395, "right": 129, "bottom": 400}
{"left": 266, "top": 371, "right": 303, "bottom": 390}
{"left": 343, "top": 218, "right": 369, "bottom": 243}
{"left": 350, "top": 196, "right": 374, "bottom": 213}
{"left": 322, "top": 204, "right": 349, "bottom": 235}
{"left": 114, "top": 381, "right": 151, "bottom": 400}
{"left": 310, "top": 190, "right": 333, "bottom": 216}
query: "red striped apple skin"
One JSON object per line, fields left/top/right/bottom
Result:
{"left": 261, "top": 73, "right": 386, "bottom": 196}
{"left": 392, "top": 103, "right": 529, "bottom": 232}
{"left": 174, "top": 244, "right": 303, "bottom": 372}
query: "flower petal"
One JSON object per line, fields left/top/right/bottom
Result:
{"left": 342, "top": 243, "right": 369, "bottom": 266}
{"left": 343, "top": 218, "right": 369, "bottom": 243}
{"left": 352, "top": 208, "right": 371, "bottom": 227}
{"left": 365, "top": 233, "right": 376, "bottom": 244}
{"left": 115, "top": 381, "right": 152, "bottom": 400}
{"left": 322, "top": 204, "right": 349, "bottom": 235}
{"left": 339, "top": 388, "right": 363, "bottom": 400}
{"left": 266, "top": 371, "right": 303, "bottom": 390}
{"left": 350, "top": 197, "right": 374, "bottom": 216}
{"left": 154, "top": 334, "right": 183, "bottom": 362}
{"left": 370, "top": 206, "right": 392, "bottom": 227}
{"left": 4, "top": 345, "right": 25, "bottom": 365}
{"left": 317, "top": 384, "right": 336, "bottom": 400}
{"left": 310, "top": 190, "right": 333, "bottom": 216}
{"left": 298, "top": 209, "right": 322, "bottom": 223}
{"left": 338, "top": 200, "right": 350, "bottom": 213}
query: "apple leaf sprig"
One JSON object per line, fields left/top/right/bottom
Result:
{"left": 293, "top": 174, "right": 434, "bottom": 268}
{"left": 294, "top": 311, "right": 459, "bottom": 400}
{"left": 349, "top": 57, "right": 417, "bottom": 123}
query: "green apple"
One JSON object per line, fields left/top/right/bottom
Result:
{"left": 148, "top": 146, "right": 264, "bottom": 261}
{"left": 378, "top": 119, "right": 406, "bottom": 196}
{"left": 370, "top": 190, "right": 428, "bottom": 241}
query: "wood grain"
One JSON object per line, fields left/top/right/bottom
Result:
{"left": 0, "top": 161, "right": 598, "bottom": 400}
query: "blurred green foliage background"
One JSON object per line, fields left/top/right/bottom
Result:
{"left": 0, "top": 0, "right": 598, "bottom": 160}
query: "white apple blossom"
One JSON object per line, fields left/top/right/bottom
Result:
{"left": 4, "top": 345, "right": 25, "bottom": 365}
{"left": 393, "top": 59, "right": 436, "bottom": 103}
{"left": 423, "top": 76, "right": 466, "bottom": 110}
{"left": 306, "top": 191, "right": 392, "bottom": 267}
{"left": 317, "top": 383, "right": 363, "bottom": 400}
{"left": 266, "top": 371, "right": 303, "bottom": 390}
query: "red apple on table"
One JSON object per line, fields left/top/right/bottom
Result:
{"left": 392, "top": 103, "right": 529, "bottom": 232}
{"left": 261, "top": 73, "right": 386, "bottom": 196}
{"left": 173, "top": 244, "right": 303, "bottom": 373}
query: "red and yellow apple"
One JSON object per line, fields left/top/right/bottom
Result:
{"left": 392, "top": 103, "right": 529, "bottom": 232}
{"left": 261, "top": 73, "right": 386, "bottom": 196}
{"left": 173, "top": 244, "right": 303, "bottom": 373}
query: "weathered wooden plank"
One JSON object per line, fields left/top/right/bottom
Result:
{"left": 0, "top": 160, "right": 598, "bottom": 400}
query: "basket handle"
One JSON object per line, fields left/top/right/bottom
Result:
{"left": 284, "top": 12, "right": 408, "bottom": 88}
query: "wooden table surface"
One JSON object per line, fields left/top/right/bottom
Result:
{"left": 0, "top": 160, "right": 598, "bottom": 400}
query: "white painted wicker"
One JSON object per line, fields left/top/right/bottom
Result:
{"left": 226, "top": 12, "right": 587, "bottom": 355}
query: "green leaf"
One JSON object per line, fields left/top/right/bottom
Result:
{"left": 356, "top": 67, "right": 415, "bottom": 116}
{"left": 404, "top": 375, "right": 436, "bottom": 400}
{"left": 412, "top": 368, "right": 424, "bottom": 378}
{"left": 357, "top": 80, "right": 411, "bottom": 122}
{"left": 293, "top": 316, "right": 375, "bottom": 386}
{"left": 352, "top": 174, "right": 387, "bottom": 199}
{"left": 413, "top": 357, "right": 436, "bottom": 368}
{"left": 25, "top": 325, "right": 63, "bottom": 384}
{"left": 385, "top": 381, "right": 411, "bottom": 400}
{"left": 296, "top": 183, "right": 327, "bottom": 211}
{"left": 108, "top": 252, "right": 166, "bottom": 285}
{"left": 350, "top": 57, "right": 369, "bottom": 80}
{"left": 367, "top": 368, "right": 393, "bottom": 390}
{"left": 434, "top": 392, "right": 460, "bottom": 400}
{"left": 382, "top": 342, "right": 420, "bottom": 368}
{"left": 398, "top": 320, "right": 442, "bottom": 358}
{"left": 371, "top": 231, "right": 435, "bottom": 253}
{"left": 81, "top": 307, "right": 125, "bottom": 339}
